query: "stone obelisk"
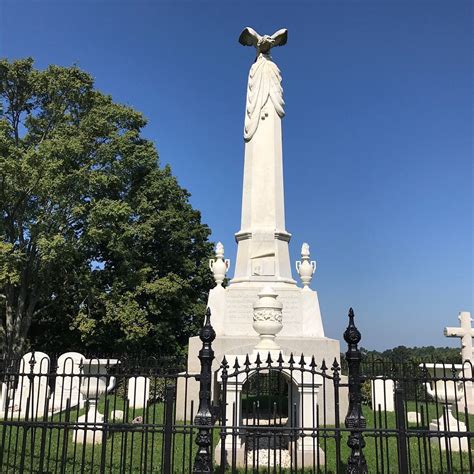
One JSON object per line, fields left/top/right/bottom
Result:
{"left": 179, "top": 28, "right": 344, "bottom": 421}
{"left": 232, "top": 27, "right": 293, "bottom": 284}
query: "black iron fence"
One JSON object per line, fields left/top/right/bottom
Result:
{"left": 0, "top": 308, "right": 472, "bottom": 473}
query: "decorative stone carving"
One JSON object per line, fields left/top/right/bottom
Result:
{"left": 295, "top": 243, "right": 316, "bottom": 288}
{"left": 239, "top": 27, "right": 287, "bottom": 142}
{"left": 253, "top": 308, "right": 282, "bottom": 324}
{"left": 209, "top": 242, "right": 230, "bottom": 286}
{"left": 252, "top": 286, "right": 283, "bottom": 351}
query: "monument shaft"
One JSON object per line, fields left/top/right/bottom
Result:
{"left": 179, "top": 27, "right": 343, "bottom": 427}
{"left": 233, "top": 94, "right": 293, "bottom": 283}
{"left": 232, "top": 50, "right": 293, "bottom": 284}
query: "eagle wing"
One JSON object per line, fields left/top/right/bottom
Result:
{"left": 239, "top": 27, "right": 261, "bottom": 47}
{"left": 270, "top": 28, "right": 288, "bottom": 47}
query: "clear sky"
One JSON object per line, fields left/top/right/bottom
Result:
{"left": 1, "top": 0, "right": 472, "bottom": 350}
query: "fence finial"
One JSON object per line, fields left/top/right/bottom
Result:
{"left": 193, "top": 308, "right": 216, "bottom": 473}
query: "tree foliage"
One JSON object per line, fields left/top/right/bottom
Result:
{"left": 0, "top": 58, "right": 214, "bottom": 358}
{"left": 361, "top": 345, "right": 461, "bottom": 365}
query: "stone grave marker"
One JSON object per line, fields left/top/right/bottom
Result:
{"left": 50, "top": 352, "right": 85, "bottom": 413}
{"left": 371, "top": 377, "right": 395, "bottom": 412}
{"left": 128, "top": 376, "right": 150, "bottom": 410}
{"left": 11, "top": 351, "right": 50, "bottom": 419}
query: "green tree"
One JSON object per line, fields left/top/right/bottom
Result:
{"left": 0, "top": 58, "right": 214, "bottom": 358}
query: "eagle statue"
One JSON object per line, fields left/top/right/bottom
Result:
{"left": 239, "top": 27, "right": 288, "bottom": 59}
{"left": 239, "top": 27, "right": 288, "bottom": 141}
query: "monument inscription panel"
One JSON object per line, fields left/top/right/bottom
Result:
{"left": 224, "top": 287, "right": 302, "bottom": 336}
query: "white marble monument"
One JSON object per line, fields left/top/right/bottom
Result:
{"left": 444, "top": 311, "right": 474, "bottom": 415}
{"left": 179, "top": 27, "right": 345, "bottom": 434}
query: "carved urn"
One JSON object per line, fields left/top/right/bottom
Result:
{"left": 295, "top": 243, "right": 316, "bottom": 288}
{"left": 253, "top": 286, "right": 283, "bottom": 351}
{"left": 209, "top": 242, "right": 230, "bottom": 286}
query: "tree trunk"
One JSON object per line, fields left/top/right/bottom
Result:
{"left": 1, "top": 284, "right": 34, "bottom": 359}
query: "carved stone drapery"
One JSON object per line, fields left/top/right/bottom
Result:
{"left": 244, "top": 54, "right": 285, "bottom": 141}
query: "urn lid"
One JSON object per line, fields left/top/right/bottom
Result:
{"left": 253, "top": 286, "right": 283, "bottom": 310}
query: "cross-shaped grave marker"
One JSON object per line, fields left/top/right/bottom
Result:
{"left": 444, "top": 311, "right": 474, "bottom": 362}
{"left": 444, "top": 311, "right": 474, "bottom": 414}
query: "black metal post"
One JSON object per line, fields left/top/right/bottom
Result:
{"left": 193, "top": 308, "right": 216, "bottom": 473}
{"left": 344, "top": 308, "right": 368, "bottom": 473}
{"left": 394, "top": 384, "right": 409, "bottom": 473}
{"left": 163, "top": 384, "right": 176, "bottom": 474}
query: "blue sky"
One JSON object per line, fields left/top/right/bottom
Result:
{"left": 1, "top": 1, "right": 472, "bottom": 350}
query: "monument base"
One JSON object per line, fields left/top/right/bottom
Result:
{"left": 176, "top": 335, "right": 348, "bottom": 425}
{"left": 208, "top": 283, "right": 325, "bottom": 339}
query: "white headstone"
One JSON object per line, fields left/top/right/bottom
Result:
{"left": 371, "top": 377, "right": 395, "bottom": 412}
{"left": 407, "top": 411, "right": 422, "bottom": 424}
{"left": 11, "top": 351, "right": 50, "bottom": 419}
{"left": 50, "top": 352, "right": 85, "bottom": 413}
{"left": 110, "top": 409, "right": 124, "bottom": 421}
{"left": 0, "top": 382, "right": 7, "bottom": 415}
{"left": 128, "top": 376, "right": 150, "bottom": 409}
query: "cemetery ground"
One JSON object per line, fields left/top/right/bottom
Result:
{"left": 1, "top": 393, "right": 472, "bottom": 473}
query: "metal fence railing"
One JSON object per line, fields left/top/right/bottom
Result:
{"left": 0, "top": 308, "right": 472, "bottom": 473}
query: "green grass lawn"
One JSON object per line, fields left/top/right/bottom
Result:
{"left": 0, "top": 398, "right": 473, "bottom": 473}
{"left": 0, "top": 397, "right": 197, "bottom": 473}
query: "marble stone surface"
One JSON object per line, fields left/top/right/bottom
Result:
{"left": 128, "top": 376, "right": 150, "bottom": 410}
{"left": 50, "top": 352, "right": 85, "bottom": 414}
{"left": 407, "top": 411, "right": 422, "bottom": 424}
{"left": 444, "top": 311, "right": 474, "bottom": 414}
{"left": 177, "top": 334, "right": 347, "bottom": 425}
{"left": 208, "top": 284, "right": 324, "bottom": 338}
{"left": 0, "top": 382, "right": 7, "bottom": 415}
{"left": 11, "top": 351, "right": 50, "bottom": 419}
{"left": 371, "top": 378, "right": 395, "bottom": 412}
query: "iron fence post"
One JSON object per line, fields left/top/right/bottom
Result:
{"left": 193, "top": 308, "right": 216, "bottom": 473}
{"left": 394, "top": 384, "right": 409, "bottom": 472}
{"left": 344, "top": 308, "right": 368, "bottom": 473}
{"left": 332, "top": 358, "right": 342, "bottom": 473}
{"left": 163, "top": 384, "right": 176, "bottom": 474}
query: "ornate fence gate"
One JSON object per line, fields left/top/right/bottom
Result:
{"left": 0, "top": 308, "right": 472, "bottom": 473}
{"left": 191, "top": 309, "right": 473, "bottom": 473}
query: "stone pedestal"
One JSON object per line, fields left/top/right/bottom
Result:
{"left": 208, "top": 283, "right": 324, "bottom": 339}
{"left": 74, "top": 406, "right": 104, "bottom": 445}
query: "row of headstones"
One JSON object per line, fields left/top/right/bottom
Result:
{"left": 0, "top": 351, "right": 150, "bottom": 419}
